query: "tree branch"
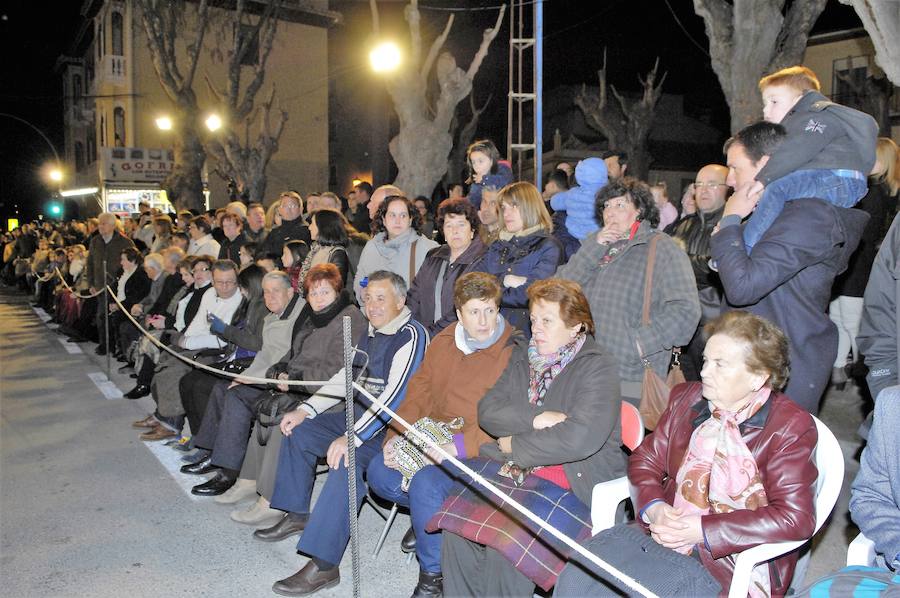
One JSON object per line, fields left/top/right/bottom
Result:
{"left": 183, "top": 0, "right": 210, "bottom": 90}
{"left": 420, "top": 14, "right": 455, "bottom": 82}
{"left": 465, "top": 4, "right": 507, "bottom": 80}
{"left": 405, "top": 0, "right": 422, "bottom": 69}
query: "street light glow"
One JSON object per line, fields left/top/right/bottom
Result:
{"left": 156, "top": 116, "right": 173, "bottom": 131}
{"left": 370, "top": 41, "right": 401, "bottom": 73}
{"left": 49, "top": 168, "right": 63, "bottom": 182}
{"left": 205, "top": 113, "right": 223, "bottom": 132}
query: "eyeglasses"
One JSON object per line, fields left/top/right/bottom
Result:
{"left": 693, "top": 182, "right": 728, "bottom": 190}
{"left": 214, "top": 279, "right": 237, "bottom": 287}
{"left": 307, "top": 288, "right": 335, "bottom": 298}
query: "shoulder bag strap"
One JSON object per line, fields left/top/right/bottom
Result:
{"left": 637, "top": 234, "right": 660, "bottom": 361}
{"left": 408, "top": 240, "right": 418, "bottom": 283}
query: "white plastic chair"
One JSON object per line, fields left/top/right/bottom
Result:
{"left": 727, "top": 416, "right": 843, "bottom": 598}
{"left": 590, "top": 402, "right": 644, "bottom": 535}
{"left": 847, "top": 532, "right": 877, "bottom": 567}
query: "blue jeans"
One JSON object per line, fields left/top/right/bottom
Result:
{"left": 743, "top": 169, "right": 867, "bottom": 252}
{"left": 367, "top": 454, "right": 468, "bottom": 573}
{"left": 270, "top": 411, "right": 384, "bottom": 566}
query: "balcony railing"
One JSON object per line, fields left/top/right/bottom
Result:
{"left": 98, "top": 55, "right": 126, "bottom": 85}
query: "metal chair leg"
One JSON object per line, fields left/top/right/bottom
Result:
{"left": 372, "top": 502, "right": 399, "bottom": 558}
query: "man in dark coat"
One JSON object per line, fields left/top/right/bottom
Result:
{"left": 261, "top": 191, "right": 311, "bottom": 256}
{"left": 86, "top": 213, "right": 136, "bottom": 350}
{"left": 710, "top": 122, "right": 868, "bottom": 413}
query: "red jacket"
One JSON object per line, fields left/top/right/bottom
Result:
{"left": 629, "top": 382, "right": 818, "bottom": 597}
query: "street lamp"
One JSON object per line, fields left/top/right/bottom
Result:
{"left": 205, "top": 113, "right": 223, "bottom": 132}
{"left": 155, "top": 115, "right": 173, "bottom": 131}
{"left": 49, "top": 168, "right": 63, "bottom": 183}
{"left": 369, "top": 41, "right": 401, "bottom": 73}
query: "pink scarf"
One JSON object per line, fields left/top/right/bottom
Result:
{"left": 674, "top": 388, "right": 772, "bottom": 598}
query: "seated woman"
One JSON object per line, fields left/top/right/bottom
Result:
{"left": 555, "top": 311, "right": 818, "bottom": 598}
{"left": 476, "top": 182, "right": 564, "bottom": 333}
{"left": 429, "top": 278, "right": 624, "bottom": 597}
{"left": 367, "top": 272, "right": 518, "bottom": 596}
{"left": 405, "top": 198, "right": 487, "bottom": 336}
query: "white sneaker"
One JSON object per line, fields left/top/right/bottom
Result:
{"left": 230, "top": 496, "right": 283, "bottom": 527}
{"left": 214, "top": 478, "right": 258, "bottom": 505}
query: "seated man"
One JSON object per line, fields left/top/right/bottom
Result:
{"left": 710, "top": 121, "right": 868, "bottom": 413}
{"left": 261, "top": 271, "right": 428, "bottom": 596}
{"left": 180, "top": 269, "right": 305, "bottom": 495}
{"left": 851, "top": 388, "right": 900, "bottom": 569}
{"left": 116, "top": 251, "right": 171, "bottom": 366}
{"left": 367, "top": 272, "right": 519, "bottom": 597}
{"left": 142, "top": 259, "right": 243, "bottom": 441}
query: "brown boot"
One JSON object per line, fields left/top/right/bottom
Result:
{"left": 131, "top": 415, "right": 157, "bottom": 429}
{"left": 140, "top": 424, "right": 177, "bottom": 441}
{"left": 272, "top": 561, "right": 339, "bottom": 596}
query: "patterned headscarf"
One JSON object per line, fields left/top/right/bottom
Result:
{"left": 674, "top": 387, "right": 772, "bottom": 598}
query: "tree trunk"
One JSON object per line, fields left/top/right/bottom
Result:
{"left": 167, "top": 111, "right": 206, "bottom": 211}
{"left": 390, "top": 120, "right": 453, "bottom": 199}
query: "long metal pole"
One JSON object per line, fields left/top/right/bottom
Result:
{"left": 343, "top": 315, "right": 361, "bottom": 598}
{"left": 103, "top": 259, "right": 110, "bottom": 376}
{"left": 534, "top": 0, "right": 543, "bottom": 190}
{"left": 0, "top": 112, "right": 62, "bottom": 165}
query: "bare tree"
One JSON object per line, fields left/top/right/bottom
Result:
{"left": 693, "top": 0, "right": 827, "bottom": 133}
{"left": 839, "top": 0, "right": 900, "bottom": 85}
{"left": 204, "top": 0, "right": 287, "bottom": 203}
{"left": 370, "top": 0, "right": 506, "bottom": 198}
{"left": 575, "top": 53, "right": 666, "bottom": 181}
{"left": 137, "top": 0, "right": 210, "bottom": 211}
{"left": 443, "top": 92, "right": 492, "bottom": 192}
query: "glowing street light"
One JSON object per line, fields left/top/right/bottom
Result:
{"left": 205, "top": 113, "right": 223, "bottom": 132}
{"left": 369, "top": 41, "right": 401, "bottom": 73}
{"left": 155, "top": 115, "right": 173, "bottom": 131}
{"left": 49, "top": 168, "right": 63, "bottom": 182}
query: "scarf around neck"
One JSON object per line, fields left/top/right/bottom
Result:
{"left": 456, "top": 315, "right": 506, "bottom": 354}
{"left": 674, "top": 387, "right": 772, "bottom": 597}
{"left": 527, "top": 333, "right": 586, "bottom": 406}
{"left": 498, "top": 223, "right": 543, "bottom": 242}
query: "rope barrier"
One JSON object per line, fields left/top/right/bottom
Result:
{"left": 54, "top": 267, "right": 107, "bottom": 299}
{"left": 99, "top": 284, "right": 656, "bottom": 597}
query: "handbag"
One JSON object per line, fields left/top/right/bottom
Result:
{"left": 255, "top": 390, "right": 304, "bottom": 446}
{"left": 636, "top": 234, "right": 685, "bottom": 431}
{"left": 393, "top": 416, "right": 463, "bottom": 491}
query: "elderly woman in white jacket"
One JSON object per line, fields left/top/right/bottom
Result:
{"left": 354, "top": 195, "right": 438, "bottom": 305}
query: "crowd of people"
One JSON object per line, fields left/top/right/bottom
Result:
{"left": 3, "top": 65, "right": 900, "bottom": 597}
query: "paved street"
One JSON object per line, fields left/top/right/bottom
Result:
{"left": 0, "top": 286, "right": 865, "bottom": 596}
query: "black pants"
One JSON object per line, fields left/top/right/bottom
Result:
{"left": 180, "top": 369, "right": 222, "bottom": 436}
{"left": 441, "top": 533, "right": 535, "bottom": 597}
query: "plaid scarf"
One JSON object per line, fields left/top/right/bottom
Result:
{"left": 527, "top": 333, "right": 586, "bottom": 406}
{"left": 674, "top": 387, "right": 772, "bottom": 597}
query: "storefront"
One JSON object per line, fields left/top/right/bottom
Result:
{"left": 99, "top": 147, "right": 208, "bottom": 215}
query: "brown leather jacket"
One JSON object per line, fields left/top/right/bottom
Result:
{"left": 629, "top": 382, "right": 818, "bottom": 597}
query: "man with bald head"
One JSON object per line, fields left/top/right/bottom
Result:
{"left": 669, "top": 164, "right": 730, "bottom": 379}
{"left": 367, "top": 184, "right": 405, "bottom": 221}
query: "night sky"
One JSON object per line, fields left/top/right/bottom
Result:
{"left": 0, "top": 0, "right": 862, "bottom": 224}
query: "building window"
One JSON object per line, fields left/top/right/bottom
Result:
{"left": 75, "top": 142, "right": 85, "bottom": 172}
{"left": 111, "top": 11, "right": 124, "bottom": 56}
{"left": 114, "top": 107, "right": 126, "bottom": 147}
{"left": 235, "top": 23, "right": 259, "bottom": 66}
{"left": 87, "top": 125, "right": 97, "bottom": 164}
{"left": 100, "top": 115, "right": 106, "bottom": 147}
{"left": 73, "top": 74, "right": 82, "bottom": 99}
{"left": 832, "top": 55, "right": 869, "bottom": 109}
{"left": 98, "top": 21, "right": 105, "bottom": 58}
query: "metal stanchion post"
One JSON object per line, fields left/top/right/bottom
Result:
{"left": 343, "top": 315, "right": 361, "bottom": 598}
{"left": 103, "top": 259, "right": 110, "bottom": 377}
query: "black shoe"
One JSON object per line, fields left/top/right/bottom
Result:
{"left": 95, "top": 345, "right": 107, "bottom": 356}
{"left": 253, "top": 512, "right": 308, "bottom": 542}
{"left": 401, "top": 526, "right": 416, "bottom": 553}
{"left": 191, "top": 470, "right": 237, "bottom": 496}
{"left": 124, "top": 384, "right": 151, "bottom": 399}
{"left": 411, "top": 570, "right": 443, "bottom": 597}
{"left": 118, "top": 364, "right": 134, "bottom": 374}
{"left": 180, "top": 456, "right": 216, "bottom": 475}
{"left": 272, "top": 561, "right": 340, "bottom": 596}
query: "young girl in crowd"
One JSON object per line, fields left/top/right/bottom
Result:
{"left": 466, "top": 139, "right": 513, "bottom": 210}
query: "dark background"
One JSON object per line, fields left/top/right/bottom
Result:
{"left": 0, "top": 0, "right": 861, "bottom": 225}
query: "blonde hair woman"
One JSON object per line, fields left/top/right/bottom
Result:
{"left": 475, "top": 182, "right": 563, "bottom": 333}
